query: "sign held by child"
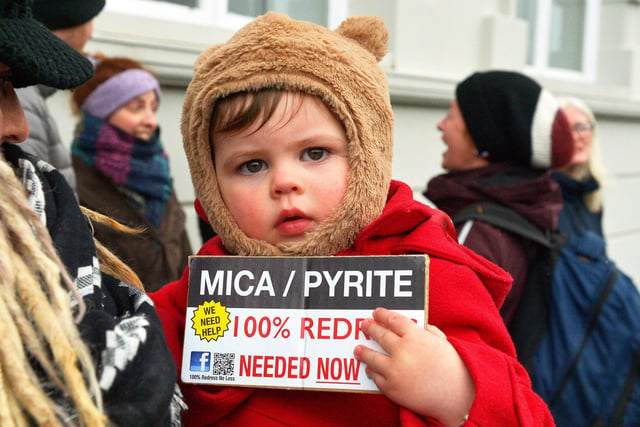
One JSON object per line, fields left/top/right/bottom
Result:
{"left": 182, "top": 255, "right": 428, "bottom": 392}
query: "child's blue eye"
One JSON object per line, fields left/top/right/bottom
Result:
{"left": 303, "top": 148, "right": 327, "bottom": 161}
{"left": 241, "top": 160, "right": 267, "bottom": 174}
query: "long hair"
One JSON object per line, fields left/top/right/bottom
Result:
{"left": 81, "top": 207, "right": 145, "bottom": 291}
{"left": 558, "top": 96, "right": 609, "bottom": 213}
{"left": 0, "top": 156, "right": 106, "bottom": 426}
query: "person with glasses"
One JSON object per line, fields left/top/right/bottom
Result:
{"left": 551, "top": 96, "right": 609, "bottom": 238}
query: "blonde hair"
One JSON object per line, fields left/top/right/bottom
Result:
{"left": 0, "top": 155, "right": 144, "bottom": 425}
{"left": 558, "top": 96, "right": 609, "bottom": 213}
{"left": 81, "top": 207, "right": 145, "bottom": 291}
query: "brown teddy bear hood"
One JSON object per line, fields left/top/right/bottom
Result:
{"left": 182, "top": 12, "right": 394, "bottom": 256}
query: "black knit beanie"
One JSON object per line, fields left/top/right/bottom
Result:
{"left": 455, "top": 70, "right": 574, "bottom": 169}
{"left": 32, "top": 0, "right": 105, "bottom": 30}
{"left": 0, "top": 0, "right": 93, "bottom": 88}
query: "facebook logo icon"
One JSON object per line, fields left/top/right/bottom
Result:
{"left": 190, "top": 351, "right": 211, "bottom": 372}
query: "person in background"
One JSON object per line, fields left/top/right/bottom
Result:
{"left": 424, "top": 70, "right": 575, "bottom": 328}
{"left": 552, "top": 96, "right": 609, "bottom": 237}
{"left": 15, "top": 0, "right": 105, "bottom": 191}
{"left": 0, "top": 1, "right": 181, "bottom": 424}
{"left": 151, "top": 13, "right": 554, "bottom": 426}
{"left": 70, "top": 56, "right": 192, "bottom": 292}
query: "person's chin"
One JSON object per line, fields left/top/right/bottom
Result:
{"left": 134, "top": 132, "right": 154, "bottom": 141}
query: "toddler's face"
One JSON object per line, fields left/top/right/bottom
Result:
{"left": 212, "top": 93, "right": 349, "bottom": 246}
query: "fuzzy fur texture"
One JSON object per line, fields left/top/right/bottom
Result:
{"left": 182, "top": 12, "right": 393, "bottom": 256}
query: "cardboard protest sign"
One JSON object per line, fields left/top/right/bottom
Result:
{"left": 181, "top": 255, "right": 428, "bottom": 392}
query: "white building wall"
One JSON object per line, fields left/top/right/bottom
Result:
{"left": 46, "top": 0, "right": 640, "bottom": 282}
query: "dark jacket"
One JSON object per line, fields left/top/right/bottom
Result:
{"left": 424, "top": 163, "right": 564, "bottom": 326}
{"left": 551, "top": 171, "right": 603, "bottom": 237}
{"left": 73, "top": 156, "right": 192, "bottom": 292}
{"left": 3, "top": 143, "right": 180, "bottom": 425}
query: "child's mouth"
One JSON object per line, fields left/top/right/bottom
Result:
{"left": 276, "top": 210, "right": 311, "bottom": 235}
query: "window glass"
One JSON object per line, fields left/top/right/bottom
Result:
{"left": 517, "top": 0, "right": 597, "bottom": 77}
{"left": 109, "top": 0, "right": 332, "bottom": 28}
{"left": 548, "top": 0, "right": 584, "bottom": 71}
{"left": 517, "top": 0, "right": 537, "bottom": 66}
{"left": 151, "top": 0, "right": 198, "bottom": 7}
{"left": 229, "top": 0, "right": 328, "bottom": 26}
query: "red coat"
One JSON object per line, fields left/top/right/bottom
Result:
{"left": 150, "top": 180, "right": 554, "bottom": 426}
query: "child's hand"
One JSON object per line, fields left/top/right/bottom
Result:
{"left": 353, "top": 308, "right": 474, "bottom": 427}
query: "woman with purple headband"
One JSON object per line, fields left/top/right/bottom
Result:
{"left": 70, "top": 57, "right": 192, "bottom": 292}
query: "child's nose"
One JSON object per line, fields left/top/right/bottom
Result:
{"left": 270, "top": 164, "right": 302, "bottom": 197}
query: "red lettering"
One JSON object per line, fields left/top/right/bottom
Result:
{"left": 300, "top": 317, "right": 314, "bottom": 339}
{"left": 252, "top": 355, "right": 263, "bottom": 377}
{"left": 240, "top": 355, "right": 251, "bottom": 376}
{"left": 355, "top": 318, "right": 370, "bottom": 340}
{"left": 300, "top": 357, "right": 310, "bottom": 379}
{"left": 330, "top": 357, "right": 342, "bottom": 380}
{"left": 301, "top": 317, "right": 372, "bottom": 340}
{"left": 287, "top": 356, "right": 299, "bottom": 378}
{"left": 343, "top": 358, "right": 360, "bottom": 380}
{"left": 333, "top": 317, "right": 352, "bottom": 339}
{"left": 275, "top": 356, "right": 286, "bottom": 377}
{"left": 263, "top": 355, "right": 274, "bottom": 378}
{"left": 241, "top": 355, "right": 309, "bottom": 378}
{"left": 316, "top": 357, "right": 360, "bottom": 381}
{"left": 317, "top": 317, "right": 331, "bottom": 339}
{"left": 317, "top": 357, "right": 329, "bottom": 380}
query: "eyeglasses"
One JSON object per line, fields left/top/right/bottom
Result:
{"left": 572, "top": 122, "right": 594, "bottom": 134}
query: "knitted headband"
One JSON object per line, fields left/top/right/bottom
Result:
{"left": 81, "top": 69, "right": 161, "bottom": 119}
{"left": 183, "top": 12, "right": 393, "bottom": 257}
{"left": 456, "top": 70, "right": 574, "bottom": 169}
{"left": 0, "top": 0, "right": 93, "bottom": 88}
{"left": 32, "top": 0, "right": 105, "bottom": 30}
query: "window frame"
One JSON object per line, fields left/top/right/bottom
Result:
{"left": 106, "top": 0, "right": 346, "bottom": 30}
{"left": 522, "top": 0, "right": 600, "bottom": 82}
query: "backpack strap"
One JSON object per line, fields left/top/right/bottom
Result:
{"left": 610, "top": 349, "right": 640, "bottom": 426}
{"left": 453, "top": 203, "right": 556, "bottom": 248}
{"left": 452, "top": 202, "right": 566, "bottom": 372}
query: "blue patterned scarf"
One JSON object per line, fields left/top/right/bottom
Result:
{"left": 71, "top": 114, "right": 173, "bottom": 228}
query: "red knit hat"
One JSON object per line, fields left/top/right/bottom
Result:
{"left": 456, "top": 70, "right": 574, "bottom": 169}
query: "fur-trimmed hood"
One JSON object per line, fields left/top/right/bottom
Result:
{"left": 182, "top": 12, "right": 394, "bottom": 256}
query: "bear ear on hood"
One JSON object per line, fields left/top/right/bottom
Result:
{"left": 193, "top": 43, "right": 224, "bottom": 74}
{"left": 336, "top": 16, "right": 388, "bottom": 62}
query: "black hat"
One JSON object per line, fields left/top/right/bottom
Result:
{"left": 455, "top": 70, "right": 574, "bottom": 169}
{"left": 32, "top": 0, "right": 105, "bottom": 30}
{"left": 0, "top": 0, "right": 93, "bottom": 88}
